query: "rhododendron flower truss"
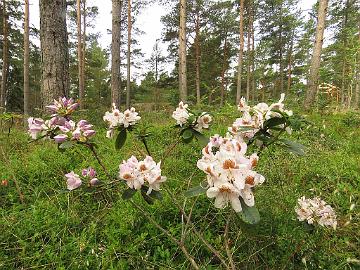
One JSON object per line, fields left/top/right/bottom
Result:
{"left": 172, "top": 101, "right": 212, "bottom": 146}
{"left": 229, "top": 94, "right": 305, "bottom": 155}
{"left": 119, "top": 156, "right": 166, "bottom": 204}
{"left": 295, "top": 196, "right": 337, "bottom": 230}
{"left": 46, "top": 97, "right": 79, "bottom": 118}
{"left": 186, "top": 134, "right": 264, "bottom": 224}
{"left": 27, "top": 97, "right": 96, "bottom": 148}
{"left": 103, "top": 104, "right": 141, "bottom": 150}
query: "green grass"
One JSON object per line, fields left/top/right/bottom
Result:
{"left": 0, "top": 107, "right": 359, "bottom": 269}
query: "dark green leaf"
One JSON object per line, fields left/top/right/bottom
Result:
{"left": 237, "top": 197, "right": 260, "bottom": 224}
{"left": 191, "top": 129, "right": 209, "bottom": 147}
{"left": 263, "top": 117, "right": 286, "bottom": 129}
{"left": 115, "top": 128, "right": 127, "bottom": 150}
{"left": 278, "top": 139, "right": 305, "bottom": 156}
{"left": 184, "top": 185, "right": 207, "bottom": 198}
{"left": 122, "top": 188, "right": 137, "bottom": 200}
{"left": 182, "top": 128, "right": 194, "bottom": 142}
{"left": 140, "top": 186, "right": 163, "bottom": 201}
{"left": 59, "top": 141, "right": 74, "bottom": 149}
{"left": 141, "top": 190, "right": 155, "bottom": 205}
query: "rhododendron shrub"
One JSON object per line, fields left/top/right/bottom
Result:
{"left": 185, "top": 94, "right": 306, "bottom": 224}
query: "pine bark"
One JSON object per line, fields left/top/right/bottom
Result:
{"left": 195, "top": 7, "right": 201, "bottom": 105}
{"left": 220, "top": 37, "right": 228, "bottom": 106}
{"left": 126, "top": 0, "right": 131, "bottom": 108}
{"left": 24, "top": 0, "right": 30, "bottom": 115}
{"left": 82, "top": 0, "right": 86, "bottom": 103}
{"left": 77, "top": 0, "right": 84, "bottom": 108}
{"left": 355, "top": 20, "right": 360, "bottom": 108}
{"left": 236, "top": 0, "right": 245, "bottom": 104}
{"left": 246, "top": 3, "right": 252, "bottom": 101}
{"left": 39, "top": 0, "right": 69, "bottom": 107}
{"left": 111, "top": 0, "right": 122, "bottom": 107}
{"left": 286, "top": 30, "right": 294, "bottom": 94}
{"left": 179, "top": 0, "right": 187, "bottom": 102}
{"left": 304, "top": 0, "right": 328, "bottom": 110}
{"left": 1, "top": 0, "right": 8, "bottom": 109}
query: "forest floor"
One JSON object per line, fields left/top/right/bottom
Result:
{"left": 0, "top": 105, "right": 359, "bottom": 269}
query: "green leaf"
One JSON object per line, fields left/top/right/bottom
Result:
{"left": 182, "top": 128, "right": 194, "bottom": 143}
{"left": 237, "top": 198, "right": 260, "bottom": 224}
{"left": 59, "top": 141, "right": 74, "bottom": 149}
{"left": 140, "top": 186, "right": 163, "bottom": 201}
{"left": 184, "top": 185, "right": 207, "bottom": 198}
{"left": 263, "top": 117, "right": 286, "bottom": 129}
{"left": 278, "top": 139, "right": 306, "bottom": 156}
{"left": 122, "top": 188, "right": 137, "bottom": 200}
{"left": 115, "top": 128, "right": 127, "bottom": 150}
{"left": 191, "top": 129, "right": 209, "bottom": 147}
{"left": 141, "top": 190, "right": 155, "bottom": 205}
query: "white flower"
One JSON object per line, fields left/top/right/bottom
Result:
{"left": 295, "top": 196, "right": 337, "bottom": 229}
{"left": 119, "top": 155, "right": 166, "bottom": 193}
{"left": 172, "top": 101, "right": 190, "bottom": 126}
{"left": 207, "top": 182, "right": 242, "bottom": 212}
{"left": 197, "top": 134, "right": 264, "bottom": 212}
{"left": 238, "top": 97, "right": 250, "bottom": 112}
{"left": 123, "top": 107, "right": 141, "bottom": 128}
{"left": 195, "top": 113, "right": 212, "bottom": 132}
{"left": 103, "top": 104, "right": 140, "bottom": 130}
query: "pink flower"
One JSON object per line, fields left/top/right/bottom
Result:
{"left": 82, "top": 167, "right": 97, "bottom": 178}
{"left": 89, "top": 178, "right": 100, "bottom": 186}
{"left": 65, "top": 171, "right": 82, "bottom": 190}
{"left": 54, "top": 134, "right": 68, "bottom": 143}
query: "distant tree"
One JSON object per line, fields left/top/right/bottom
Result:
{"left": 126, "top": 0, "right": 132, "bottom": 108}
{"left": 1, "top": 0, "right": 9, "bottom": 109}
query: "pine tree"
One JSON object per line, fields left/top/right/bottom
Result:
{"left": 39, "top": 0, "right": 70, "bottom": 107}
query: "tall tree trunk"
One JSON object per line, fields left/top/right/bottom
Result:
{"left": 355, "top": 20, "right": 360, "bottom": 108}
{"left": 220, "top": 37, "right": 228, "bottom": 106}
{"left": 246, "top": 3, "right": 252, "bottom": 102}
{"left": 304, "top": 0, "right": 328, "bottom": 110}
{"left": 24, "top": 0, "right": 30, "bottom": 116}
{"left": 1, "top": 0, "right": 8, "bottom": 109}
{"left": 179, "top": 0, "right": 187, "bottom": 102}
{"left": 340, "top": 0, "right": 349, "bottom": 106}
{"left": 251, "top": 5, "right": 256, "bottom": 102}
{"left": 286, "top": 30, "right": 294, "bottom": 94}
{"left": 77, "top": 0, "right": 84, "bottom": 108}
{"left": 39, "top": 0, "right": 69, "bottom": 107}
{"left": 195, "top": 7, "right": 201, "bottom": 105}
{"left": 126, "top": 0, "right": 131, "bottom": 108}
{"left": 279, "top": 17, "right": 284, "bottom": 96}
{"left": 111, "top": 0, "right": 122, "bottom": 107}
{"left": 82, "top": 0, "right": 86, "bottom": 104}
{"left": 236, "top": 0, "right": 245, "bottom": 104}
